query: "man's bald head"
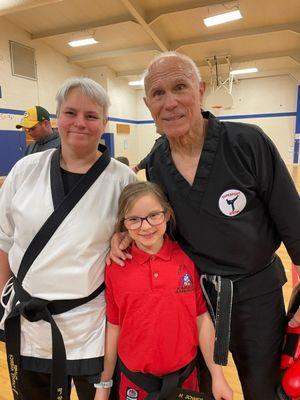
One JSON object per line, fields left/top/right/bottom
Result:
{"left": 144, "top": 52, "right": 201, "bottom": 95}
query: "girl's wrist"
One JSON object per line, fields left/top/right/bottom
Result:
{"left": 210, "top": 367, "right": 225, "bottom": 380}
{"left": 94, "top": 379, "right": 113, "bottom": 389}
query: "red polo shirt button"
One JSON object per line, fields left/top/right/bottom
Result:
{"left": 153, "top": 272, "right": 159, "bottom": 278}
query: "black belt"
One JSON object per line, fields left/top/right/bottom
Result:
{"left": 200, "top": 257, "right": 277, "bottom": 366}
{"left": 200, "top": 275, "right": 233, "bottom": 366}
{"left": 118, "top": 358, "right": 196, "bottom": 400}
{"left": 5, "top": 277, "right": 105, "bottom": 400}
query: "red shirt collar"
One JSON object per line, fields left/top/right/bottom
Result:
{"left": 131, "top": 235, "right": 174, "bottom": 264}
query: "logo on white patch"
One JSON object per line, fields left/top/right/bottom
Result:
{"left": 218, "top": 189, "right": 246, "bottom": 216}
{"left": 126, "top": 388, "right": 138, "bottom": 400}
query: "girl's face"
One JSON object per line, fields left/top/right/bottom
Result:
{"left": 124, "top": 194, "right": 169, "bottom": 254}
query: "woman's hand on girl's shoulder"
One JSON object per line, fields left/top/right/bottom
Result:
{"left": 106, "top": 232, "right": 133, "bottom": 266}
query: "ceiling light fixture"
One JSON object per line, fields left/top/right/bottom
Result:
{"left": 128, "top": 80, "right": 144, "bottom": 87}
{"left": 68, "top": 38, "right": 98, "bottom": 47}
{"left": 204, "top": 10, "right": 242, "bottom": 27}
{"left": 230, "top": 67, "right": 258, "bottom": 75}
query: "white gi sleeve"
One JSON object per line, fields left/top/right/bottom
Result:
{"left": 0, "top": 168, "right": 17, "bottom": 253}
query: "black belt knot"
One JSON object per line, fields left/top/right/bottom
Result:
{"left": 118, "top": 358, "right": 196, "bottom": 400}
{"left": 4, "top": 277, "right": 105, "bottom": 400}
{"left": 18, "top": 298, "right": 50, "bottom": 323}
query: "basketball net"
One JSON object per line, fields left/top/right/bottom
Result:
{"left": 205, "top": 55, "right": 234, "bottom": 111}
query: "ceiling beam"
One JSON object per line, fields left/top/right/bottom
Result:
{"left": 69, "top": 44, "right": 159, "bottom": 63}
{"left": 31, "top": 15, "right": 133, "bottom": 40}
{"left": 116, "top": 50, "right": 300, "bottom": 78}
{"left": 120, "top": 0, "right": 169, "bottom": 51}
{"left": 147, "top": 0, "right": 234, "bottom": 24}
{"left": 231, "top": 50, "right": 300, "bottom": 66}
{"left": 200, "top": 51, "right": 300, "bottom": 67}
{"left": 171, "top": 23, "right": 300, "bottom": 50}
{"left": 0, "top": 0, "right": 63, "bottom": 16}
{"left": 200, "top": 68, "right": 300, "bottom": 83}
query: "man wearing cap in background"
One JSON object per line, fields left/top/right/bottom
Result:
{"left": 16, "top": 106, "right": 60, "bottom": 156}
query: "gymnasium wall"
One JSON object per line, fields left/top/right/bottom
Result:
{"left": 0, "top": 17, "right": 83, "bottom": 122}
{"left": 0, "top": 16, "right": 299, "bottom": 175}
{"left": 85, "top": 65, "right": 139, "bottom": 163}
{"left": 135, "top": 74, "right": 299, "bottom": 165}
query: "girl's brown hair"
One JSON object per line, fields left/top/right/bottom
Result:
{"left": 116, "top": 181, "right": 175, "bottom": 232}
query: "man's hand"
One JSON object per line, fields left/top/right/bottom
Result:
{"left": 289, "top": 307, "right": 300, "bottom": 328}
{"left": 106, "top": 232, "right": 133, "bottom": 266}
{"left": 131, "top": 165, "right": 140, "bottom": 174}
{"left": 289, "top": 266, "right": 300, "bottom": 328}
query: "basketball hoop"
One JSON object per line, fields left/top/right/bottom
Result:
{"left": 211, "top": 105, "right": 223, "bottom": 109}
{"left": 204, "top": 55, "right": 234, "bottom": 111}
{"left": 205, "top": 87, "right": 234, "bottom": 110}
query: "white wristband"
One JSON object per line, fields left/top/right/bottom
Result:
{"left": 94, "top": 379, "right": 113, "bottom": 389}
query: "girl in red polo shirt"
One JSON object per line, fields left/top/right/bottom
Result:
{"left": 95, "top": 181, "right": 232, "bottom": 400}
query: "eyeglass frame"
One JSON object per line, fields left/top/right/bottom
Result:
{"left": 123, "top": 210, "right": 168, "bottom": 230}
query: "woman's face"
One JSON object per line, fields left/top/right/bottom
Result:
{"left": 57, "top": 87, "right": 107, "bottom": 153}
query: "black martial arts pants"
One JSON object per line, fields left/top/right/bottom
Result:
{"left": 18, "top": 368, "right": 96, "bottom": 400}
{"left": 198, "top": 288, "right": 286, "bottom": 400}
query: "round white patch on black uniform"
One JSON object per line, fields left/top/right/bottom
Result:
{"left": 218, "top": 189, "right": 246, "bottom": 216}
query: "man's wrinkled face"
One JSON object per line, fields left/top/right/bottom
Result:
{"left": 144, "top": 57, "right": 205, "bottom": 138}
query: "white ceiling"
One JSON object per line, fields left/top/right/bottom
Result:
{"left": 2, "top": 0, "right": 300, "bottom": 83}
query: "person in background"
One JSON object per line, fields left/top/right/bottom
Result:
{"left": 0, "top": 77, "right": 136, "bottom": 400}
{"left": 131, "top": 137, "right": 163, "bottom": 173}
{"left": 115, "top": 156, "right": 129, "bottom": 166}
{"left": 109, "top": 51, "right": 300, "bottom": 400}
{"left": 16, "top": 105, "right": 60, "bottom": 155}
{"left": 95, "top": 181, "right": 232, "bottom": 400}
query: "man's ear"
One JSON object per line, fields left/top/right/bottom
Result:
{"left": 199, "top": 81, "right": 206, "bottom": 97}
{"left": 143, "top": 96, "right": 149, "bottom": 109}
{"left": 44, "top": 120, "right": 52, "bottom": 130}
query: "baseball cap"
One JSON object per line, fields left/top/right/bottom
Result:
{"left": 16, "top": 106, "right": 50, "bottom": 129}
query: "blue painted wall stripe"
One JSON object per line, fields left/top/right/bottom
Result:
{"left": 294, "top": 139, "right": 299, "bottom": 164}
{"left": 218, "top": 112, "right": 296, "bottom": 120}
{"left": 0, "top": 108, "right": 25, "bottom": 116}
{"left": 0, "top": 108, "right": 57, "bottom": 118}
{"left": 0, "top": 108, "right": 297, "bottom": 125}
{"left": 296, "top": 86, "right": 300, "bottom": 134}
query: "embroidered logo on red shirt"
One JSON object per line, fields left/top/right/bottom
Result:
{"left": 176, "top": 272, "right": 194, "bottom": 293}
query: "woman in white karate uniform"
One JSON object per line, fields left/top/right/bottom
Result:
{"left": 0, "top": 77, "right": 136, "bottom": 400}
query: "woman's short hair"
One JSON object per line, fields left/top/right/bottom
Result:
{"left": 56, "top": 77, "right": 111, "bottom": 117}
{"left": 116, "top": 181, "right": 176, "bottom": 233}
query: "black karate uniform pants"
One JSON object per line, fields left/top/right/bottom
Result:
{"left": 18, "top": 368, "right": 96, "bottom": 400}
{"left": 198, "top": 288, "right": 286, "bottom": 400}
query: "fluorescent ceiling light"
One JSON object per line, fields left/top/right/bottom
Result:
{"left": 128, "top": 80, "right": 144, "bottom": 86}
{"left": 68, "top": 38, "right": 98, "bottom": 47}
{"left": 230, "top": 68, "right": 258, "bottom": 75}
{"left": 204, "top": 10, "right": 242, "bottom": 27}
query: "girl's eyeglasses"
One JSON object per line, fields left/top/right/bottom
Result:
{"left": 123, "top": 210, "right": 167, "bottom": 230}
